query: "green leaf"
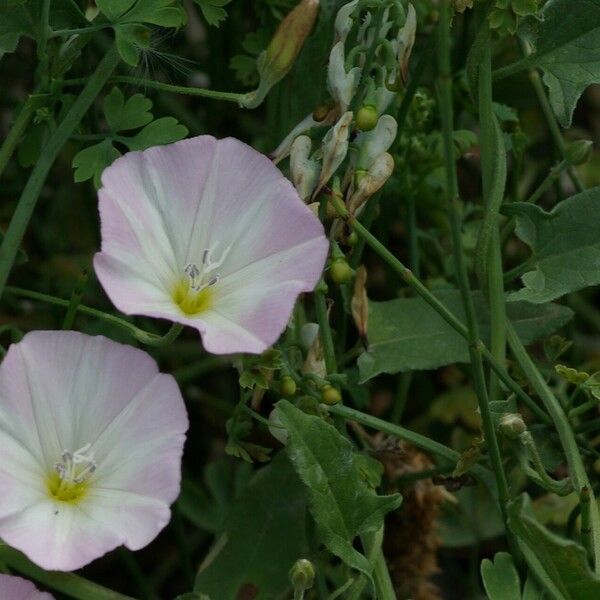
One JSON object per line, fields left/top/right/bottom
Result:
{"left": 178, "top": 459, "right": 253, "bottom": 534}
{"left": 358, "top": 289, "right": 573, "bottom": 380}
{"left": 276, "top": 400, "right": 402, "bottom": 578}
{"left": 122, "top": 116, "right": 188, "bottom": 150}
{"left": 508, "top": 494, "right": 600, "bottom": 599}
{"left": 481, "top": 552, "right": 522, "bottom": 600}
{"left": 194, "top": 453, "right": 308, "bottom": 600}
{"left": 103, "top": 87, "right": 153, "bottom": 132}
{"left": 114, "top": 22, "right": 151, "bottom": 66}
{"left": 505, "top": 187, "right": 600, "bottom": 303}
{"left": 0, "top": 0, "right": 35, "bottom": 58}
{"left": 72, "top": 140, "right": 121, "bottom": 187}
{"left": 193, "top": 0, "right": 232, "bottom": 27}
{"left": 97, "top": 0, "right": 185, "bottom": 27}
{"left": 96, "top": 0, "right": 136, "bottom": 21}
{"left": 519, "top": 0, "right": 600, "bottom": 127}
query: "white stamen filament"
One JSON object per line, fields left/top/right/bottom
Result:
{"left": 54, "top": 443, "right": 97, "bottom": 486}
{"left": 184, "top": 246, "right": 231, "bottom": 292}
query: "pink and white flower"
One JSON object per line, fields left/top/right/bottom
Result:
{"left": 94, "top": 136, "right": 329, "bottom": 355}
{"left": 0, "top": 575, "right": 53, "bottom": 599}
{"left": 0, "top": 331, "right": 188, "bottom": 571}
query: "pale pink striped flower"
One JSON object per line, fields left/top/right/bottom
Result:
{"left": 0, "top": 575, "right": 53, "bottom": 599}
{"left": 94, "top": 136, "right": 328, "bottom": 354}
{"left": 0, "top": 331, "right": 188, "bottom": 571}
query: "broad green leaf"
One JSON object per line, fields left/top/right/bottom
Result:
{"left": 96, "top": 0, "right": 135, "bottom": 21}
{"left": 103, "top": 87, "right": 153, "bottom": 132}
{"left": 481, "top": 552, "right": 522, "bottom": 600}
{"left": 506, "top": 188, "right": 600, "bottom": 303}
{"left": 194, "top": 453, "right": 308, "bottom": 600}
{"left": 72, "top": 140, "right": 121, "bottom": 187}
{"left": 114, "top": 23, "right": 151, "bottom": 66}
{"left": 358, "top": 289, "right": 573, "bottom": 380}
{"left": 508, "top": 494, "right": 600, "bottom": 599}
{"left": 122, "top": 116, "right": 188, "bottom": 150}
{"left": 97, "top": 0, "right": 185, "bottom": 27}
{"left": 178, "top": 459, "right": 252, "bottom": 533}
{"left": 276, "top": 400, "right": 402, "bottom": 578}
{"left": 193, "top": 0, "right": 232, "bottom": 27}
{"left": 519, "top": 0, "right": 600, "bottom": 127}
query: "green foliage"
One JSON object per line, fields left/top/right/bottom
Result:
{"left": 490, "top": 0, "right": 540, "bottom": 36}
{"left": 96, "top": 0, "right": 187, "bottom": 65}
{"left": 72, "top": 87, "right": 188, "bottom": 187}
{"left": 508, "top": 494, "right": 600, "bottom": 599}
{"left": 506, "top": 188, "right": 600, "bottom": 303}
{"left": 481, "top": 552, "right": 522, "bottom": 600}
{"left": 358, "top": 289, "right": 573, "bottom": 380}
{"left": 193, "top": 0, "right": 233, "bottom": 27}
{"left": 194, "top": 453, "right": 308, "bottom": 600}
{"left": 520, "top": 0, "right": 600, "bottom": 126}
{"left": 276, "top": 400, "right": 402, "bottom": 578}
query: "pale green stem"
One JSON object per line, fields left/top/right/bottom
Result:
{"left": 5, "top": 285, "right": 183, "bottom": 347}
{"left": 0, "top": 545, "right": 135, "bottom": 600}
{"left": 507, "top": 324, "right": 600, "bottom": 572}
{"left": 0, "top": 44, "right": 121, "bottom": 298}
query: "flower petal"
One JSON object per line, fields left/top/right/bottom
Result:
{"left": 0, "top": 574, "right": 54, "bottom": 599}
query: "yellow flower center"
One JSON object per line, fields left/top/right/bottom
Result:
{"left": 47, "top": 445, "right": 96, "bottom": 504}
{"left": 172, "top": 280, "right": 213, "bottom": 316}
{"left": 47, "top": 471, "right": 89, "bottom": 503}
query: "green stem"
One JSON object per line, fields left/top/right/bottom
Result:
{"left": 492, "top": 56, "right": 534, "bottom": 81}
{"left": 330, "top": 195, "right": 550, "bottom": 424}
{"left": 361, "top": 528, "right": 397, "bottom": 600}
{"left": 315, "top": 280, "right": 338, "bottom": 374}
{"left": 105, "top": 76, "right": 250, "bottom": 104}
{"left": 477, "top": 27, "right": 507, "bottom": 408}
{"left": 5, "top": 285, "right": 183, "bottom": 347}
{"left": 0, "top": 44, "right": 121, "bottom": 299}
{"left": 62, "top": 269, "right": 88, "bottom": 330}
{"left": 0, "top": 545, "right": 135, "bottom": 600}
{"left": 518, "top": 40, "right": 584, "bottom": 193}
{"left": 51, "top": 24, "right": 113, "bottom": 37}
{"left": 507, "top": 324, "right": 600, "bottom": 572}
{"left": 500, "top": 159, "right": 569, "bottom": 242}
{"left": 437, "top": 4, "right": 513, "bottom": 541}
{"left": 581, "top": 487, "right": 594, "bottom": 563}
{"left": 0, "top": 99, "right": 37, "bottom": 180}
{"left": 327, "top": 403, "right": 493, "bottom": 487}
{"left": 569, "top": 398, "right": 599, "bottom": 419}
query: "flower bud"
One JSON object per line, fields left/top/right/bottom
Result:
{"left": 499, "top": 413, "right": 527, "bottom": 439}
{"left": 565, "top": 140, "right": 593, "bottom": 166}
{"left": 280, "top": 375, "right": 297, "bottom": 397}
{"left": 351, "top": 265, "right": 368, "bottom": 339}
{"left": 327, "top": 41, "right": 361, "bottom": 112}
{"left": 346, "top": 231, "right": 358, "bottom": 247}
{"left": 356, "top": 114, "right": 398, "bottom": 169}
{"left": 347, "top": 152, "right": 394, "bottom": 214}
{"left": 329, "top": 258, "right": 354, "bottom": 284}
{"left": 290, "top": 136, "right": 320, "bottom": 201}
{"left": 242, "top": 0, "right": 319, "bottom": 109}
{"left": 391, "top": 4, "right": 417, "bottom": 88}
{"left": 356, "top": 104, "right": 379, "bottom": 131}
{"left": 320, "top": 384, "right": 342, "bottom": 405}
{"left": 290, "top": 558, "right": 315, "bottom": 592}
{"left": 313, "top": 111, "right": 353, "bottom": 198}
{"left": 334, "top": 0, "right": 359, "bottom": 42}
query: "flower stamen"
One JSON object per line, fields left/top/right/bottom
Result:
{"left": 49, "top": 444, "right": 96, "bottom": 503}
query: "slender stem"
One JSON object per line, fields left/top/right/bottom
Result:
{"left": 5, "top": 286, "right": 183, "bottom": 347}
{"left": 492, "top": 56, "right": 534, "bottom": 81}
{"left": 0, "top": 545, "right": 135, "bottom": 600}
{"left": 581, "top": 487, "right": 594, "bottom": 563}
{"left": 437, "top": 4, "right": 513, "bottom": 546}
{"left": 106, "top": 76, "right": 250, "bottom": 104}
{"left": 507, "top": 324, "right": 600, "bottom": 572}
{"left": 361, "top": 528, "right": 397, "bottom": 600}
{"left": 329, "top": 194, "right": 551, "bottom": 424}
{"left": 62, "top": 269, "right": 89, "bottom": 329}
{"left": 0, "top": 99, "right": 37, "bottom": 180}
{"left": 315, "top": 280, "right": 338, "bottom": 374}
{"left": 51, "top": 24, "right": 113, "bottom": 37}
{"left": 500, "top": 159, "right": 568, "bottom": 242}
{"left": 0, "top": 44, "right": 121, "bottom": 299}
{"left": 570, "top": 398, "right": 599, "bottom": 419}
{"left": 327, "top": 404, "right": 493, "bottom": 487}
{"left": 478, "top": 27, "right": 507, "bottom": 408}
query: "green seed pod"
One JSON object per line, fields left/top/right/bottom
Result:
{"left": 329, "top": 258, "right": 354, "bottom": 284}
{"left": 280, "top": 375, "right": 297, "bottom": 397}
{"left": 498, "top": 413, "right": 526, "bottom": 439}
{"left": 346, "top": 231, "right": 359, "bottom": 247}
{"left": 289, "top": 558, "right": 315, "bottom": 592}
{"left": 356, "top": 104, "right": 379, "bottom": 131}
{"left": 320, "top": 384, "right": 342, "bottom": 405}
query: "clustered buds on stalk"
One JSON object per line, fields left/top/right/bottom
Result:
{"left": 273, "top": 1, "right": 417, "bottom": 238}
{"left": 241, "top": 0, "right": 319, "bottom": 109}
